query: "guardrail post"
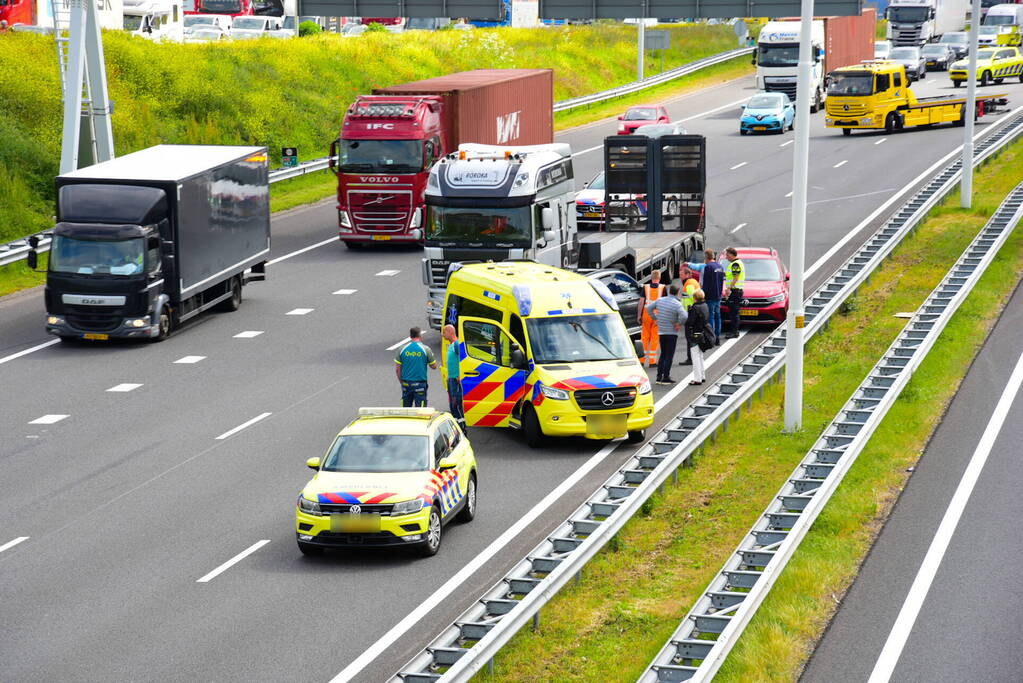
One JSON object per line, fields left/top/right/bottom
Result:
{"left": 532, "top": 613, "right": 540, "bottom": 631}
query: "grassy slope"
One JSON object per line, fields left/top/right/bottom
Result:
{"left": 471, "top": 140, "right": 1023, "bottom": 682}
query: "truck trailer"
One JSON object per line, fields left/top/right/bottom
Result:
{"left": 329, "top": 69, "right": 554, "bottom": 248}
{"left": 886, "top": 0, "right": 969, "bottom": 45}
{"left": 755, "top": 10, "right": 877, "bottom": 112}
{"left": 37, "top": 145, "right": 270, "bottom": 342}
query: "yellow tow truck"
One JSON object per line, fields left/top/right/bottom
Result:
{"left": 825, "top": 60, "right": 1008, "bottom": 136}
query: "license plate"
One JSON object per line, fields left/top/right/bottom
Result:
{"left": 586, "top": 413, "right": 627, "bottom": 437}
{"left": 330, "top": 514, "right": 381, "bottom": 533}
{"left": 371, "top": 235, "right": 391, "bottom": 241}
{"left": 754, "top": 126, "right": 766, "bottom": 131}
{"left": 740, "top": 308, "right": 759, "bottom": 317}
{"left": 583, "top": 212, "right": 601, "bottom": 218}
{"left": 83, "top": 333, "right": 109, "bottom": 340}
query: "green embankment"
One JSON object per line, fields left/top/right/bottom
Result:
{"left": 471, "top": 139, "right": 1023, "bottom": 682}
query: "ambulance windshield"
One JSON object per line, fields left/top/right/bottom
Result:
{"left": 527, "top": 314, "right": 634, "bottom": 364}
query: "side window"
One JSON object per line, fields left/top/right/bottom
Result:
{"left": 463, "top": 320, "right": 515, "bottom": 367}
{"left": 509, "top": 314, "right": 526, "bottom": 350}
{"left": 612, "top": 273, "right": 640, "bottom": 297}
{"left": 893, "top": 72, "right": 902, "bottom": 88}
{"left": 875, "top": 73, "right": 890, "bottom": 92}
{"left": 146, "top": 236, "right": 161, "bottom": 272}
{"left": 446, "top": 294, "right": 501, "bottom": 327}
{"left": 602, "top": 274, "right": 625, "bottom": 294}
{"left": 440, "top": 419, "right": 460, "bottom": 450}
{"left": 433, "top": 431, "right": 449, "bottom": 464}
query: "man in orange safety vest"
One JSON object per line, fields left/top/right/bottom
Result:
{"left": 638, "top": 269, "right": 667, "bottom": 368}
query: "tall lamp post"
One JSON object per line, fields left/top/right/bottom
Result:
{"left": 961, "top": 0, "right": 982, "bottom": 208}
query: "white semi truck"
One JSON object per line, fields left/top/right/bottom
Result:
{"left": 886, "top": 0, "right": 969, "bottom": 45}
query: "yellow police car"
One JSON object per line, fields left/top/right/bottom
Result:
{"left": 296, "top": 408, "right": 477, "bottom": 557}
{"left": 950, "top": 47, "right": 1023, "bottom": 87}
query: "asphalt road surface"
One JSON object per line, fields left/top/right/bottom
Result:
{"left": 803, "top": 282, "right": 1023, "bottom": 683}
{"left": 2, "top": 72, "right": 1022, "bottom": 683}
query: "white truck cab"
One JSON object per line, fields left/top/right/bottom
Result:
{"left": 756, "top": 20, "right": 827, "bottom": 111}
{"left": 123, "top": 0, "right": 184, "bottom": 41}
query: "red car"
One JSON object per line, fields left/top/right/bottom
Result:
{"left": 719, "top": 247, "right": 790, "bottom": 325}
{"left": 617, "top": 105, "right": 670, "bottom": 134}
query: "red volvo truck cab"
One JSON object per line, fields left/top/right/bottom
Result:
{"left": 1, "top": 0, "right": 40, "bottom": 26}
{"left": 329, "top": 69, "right": 553, "bottom": 248}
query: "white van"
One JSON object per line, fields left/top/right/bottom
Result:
{"left": 984, "top": 4, "right": 1023, "bottom": 27}
{"left": 183, "top": 12, "right": 232, "bottom": 34}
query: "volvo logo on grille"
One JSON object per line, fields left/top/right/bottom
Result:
{"left": 349, "top": 505, "right": 361, "bottom": 514}
{"left": 601, "top": 391, "right": 616, "bottom": 406}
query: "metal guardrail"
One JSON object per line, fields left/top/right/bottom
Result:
{"left": 0, "top": 46, "right": 750, "bottom": 269}
{"left": 552, "top": 48, "right": 754, "bottom": 113}
{"left": 644, "top": 180, "right": 1023, "bottom": 683}
{"left": 390, "top": 111, "right": 1023, "bottom": 682}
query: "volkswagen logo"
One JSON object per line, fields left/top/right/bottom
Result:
{"left": 349, "top": 505, "right": 362, "bottom": 515}
{"left": 601, "top": 391, "right": 616, "bottom": 406}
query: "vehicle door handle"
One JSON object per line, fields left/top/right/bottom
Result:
{"left": 463, "top": 371, "right": 479, "bottom": 377}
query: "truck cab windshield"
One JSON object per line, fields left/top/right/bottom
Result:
{"left": 828, "top": 72, "right": 875, "bottom": 96}
{"left": 199, "top": 0, "right": 241, "bottom": 13}
{"left": 426, "top": 206, "right": 533, "bottom": 244}
{"left": 339, "top": 139, "right": 424, "bottom": 173}
{"left": 123, "top": 15, "right": 144, "bottom": 30}
{"left": 757, "top": 43, "right": 800, "bottom": 67}
{"left": 888, "top": 7, "right": 929, "bottom": 23}
{"left": 50, "top": 236, "right": 145, "bottom": 276}
{"left": 984, "top": 14, "right": 1015, "bottom": 25}
{"left": 527, "top": 314, "right": 634, "bottom": 364}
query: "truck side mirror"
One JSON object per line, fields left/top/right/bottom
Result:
{"left": 26, "top": 250, "right": 38, "bottom": 270}
{"left": 543, "top": 229, "right": 556, "bottom": 244}
{"left": 328, "top": 138, "right": 339, "bottom": 174}
{"left": 634, "top": 339, "right": 644, "bottom": 358}
{"left": 541, "top": 207, "right": 554, "bottom": 230}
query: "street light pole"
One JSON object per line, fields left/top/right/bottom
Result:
{"left": 784, "top": 0, "right": 815, "bottom": 432}
{"left": 961, "top": 0, "right": 982, "bottom": 208}
{"left": 638, "top": 19, "right": 646, "bottom": 80}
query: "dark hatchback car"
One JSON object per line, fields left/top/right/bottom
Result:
{"left": 583, "top": 269, "right": 644, "bottom": 336}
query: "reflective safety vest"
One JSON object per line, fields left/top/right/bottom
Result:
{"left": 681, "top": 278, "right": 699, "bottom": 308}
{"left": 726, "top": 259, "right": 746, "bottom": 290}
{"left": 643, "top": 283, "right": 665, "bottom": 321}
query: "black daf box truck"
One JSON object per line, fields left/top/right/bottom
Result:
{"left": 34, "top": 145, "right": 271, "bottom": 342}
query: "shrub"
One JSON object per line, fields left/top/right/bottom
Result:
{"left": 364, "top": 22, "right": 387, "bottom": 32}
{"left": 298, "top": 20, "right": 321, "bottom": 36}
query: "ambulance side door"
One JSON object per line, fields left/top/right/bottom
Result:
{"left": 457, "top": 316, "right": 528, "bottom": 428}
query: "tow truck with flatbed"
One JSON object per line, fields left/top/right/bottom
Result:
{"left": 825, "top": 59, "right": 1009, "bottom": 135}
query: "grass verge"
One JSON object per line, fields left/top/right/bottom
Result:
{"left": 0, "top": 253, "right": 47, "bottom": 298}
{"left": 471, "top": 137, "right": 1023, "bottom": 683}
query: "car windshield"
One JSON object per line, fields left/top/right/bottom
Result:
{"left": 747, "top": 94, "right": 783, "bottom": 109}
{"left": 527, "top": 314, "right": 634, "bottom": 364}
{"left": 940, "top": 33, "right": 967, "bottom": 44}
{"left": 888, "top": 6, "right": 930, "bottom": 23}
{"left": 198, "top": 0, "right": 240, "bottom": 12}
{"left": 338, "top": 139, "right": 423, "bottom": 173}
{"left": 426, "top": 205, "right": 533, "bottom": 244}
{"left": 744, "top": 258, "right": 783, "bottom": 281}
{"left": 343, "top": 24, "right": 366, "bottom": 33}
{"left": 979, "top": 25, "right": 1001, "bottom": 33}
{"left": 828, "top": 72, "right": 874, "bottom": 96}
{"left": 890, "top": 48, "right": 919, "bottom": 59}
{"left": 587, "top": 173, "right": 605, "bottom": 190}
{"left": 50, "top": 236, "right": 145, "bottom": 276}
{"left": 757, "top": 43, "right": 800, "bottom": 67}
{"left": 185, "top": 15, "right": 214, "bottom": 26}
{"left": 625, "top": 108, "right": 658, "bottom": 120}
{"left": 977, "top": 49, "right": 997, "bottom": 59}
{"left": 985, "top": 14, "right": 1015, "bottom": 25}
{"left": 321, "top": 434, "right": 429, "bottom": 473}
{"left": 233, "top": 17, "right": 265, "bottom": 28}
{"left": 123, "top": 15, "right": 143, "bottom": 29}
{"left": 921, "top": 45, "right": 947, "bottom": 55}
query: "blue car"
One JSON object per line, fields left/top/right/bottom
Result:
{"left": 740, "top": 92, "right": 795, "bottom": 135}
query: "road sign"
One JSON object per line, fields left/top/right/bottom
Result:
{"left": 733, "top": 19, "right": 748, "bottom": 37}
{"left": 645, "top": 30, "right": 670, "bottom": 51}
{"left": 282, "top": 147, "right": 298, "bottom": 168}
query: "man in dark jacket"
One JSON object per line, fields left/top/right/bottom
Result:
{"left": 700, "top": 249, "right": 725, "bottom": 344}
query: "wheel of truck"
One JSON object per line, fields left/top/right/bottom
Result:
{"left": 811, "top": 89, "right": 821, "bottom": 113}
{"left": 843, "top": 128, "right": 852, "bottom": 136}
{"left": 954, "top": 108, "right": 966, "bottom": 127}
{"left": 522, "top": 404, "right": 545, "bottom": 449}
{"left": 219, "top": 275, "right": 243, "bottom": 312}
{"left": 58, "top": 335, "right": 77, "bottom": 344}
{"left": 343, "top": 241, "right": 363, "bottom": 250}
{"left": 884, "top": 113, "right": 899, "bottom": 134}
{"left": 981, "top": 71, "right": 992, "bottom": 87}
{"left": 149, "top": 307, "right": 172, "bottom": 343}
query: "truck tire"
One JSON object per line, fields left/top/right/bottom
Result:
{"left": 884, "top": 113, "right": 899, "bottom": 134}
{"left": 981, "top": 71, "right": 992, "bottom": 86}
{"left": 150, "top": 307, "right": 172, "bottom": 343}
{"left": 343, "top": 241, "right": 363, "bottom": 250}
{"left": 219, "top": 276, "right": 243, "bottom": 312}
{"left": 58, "top": 335, "right": 78, "bottom": 344}
{"left": 811, "top": 89, "right": 821, "bottom": 113}
{"left": 842, "top": 128, "right": 852, "bottom": 136}
{"left": 953, "top": 80, "right": 961, "bottom": 88}
{"left": 522, "top": 404, "right": 545, "bottom": 449}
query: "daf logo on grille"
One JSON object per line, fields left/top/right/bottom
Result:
{"left": 349, "top": 505, "right": 361, "bottom": 514}
{"left": 601, "top": 391, "right": 616, "bottom": 406}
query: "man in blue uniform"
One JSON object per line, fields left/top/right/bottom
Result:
{"left": 394, "top": 327, "right": 437, "bottom": 407}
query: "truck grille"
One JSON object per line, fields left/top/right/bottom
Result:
{"left": 827, "top": 102, "right": 869, "bottom": 116}
{"left": 574, "top": 387, "right": 637, "bottom": 411}
{"left": 348, "top": 190, "right": 412, "bottom": 232}
{"left": 765, "top": 82, "right": 798, "bottom": 101}
{"left": 320, "top": 503, "right": 396, "bottom": 516}
{"left": 65, "top": 306, "right": 121, "bottom": 331}
{"left": 893, "top": 27, "right": 922, "bottom": 46}
{"left": 429, "top": 260, "right": 451, "bottom": 286}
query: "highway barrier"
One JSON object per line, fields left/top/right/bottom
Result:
{"left": 389, "top": 111, "right": 1023, "bottom": 682}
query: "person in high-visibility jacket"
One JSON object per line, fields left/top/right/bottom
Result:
{"left": 723, "top": 246, "right": 746, "bottom": 339}
{"left": 638, "top": 269, "right": 667, "bottom": 368}
{"left": 678, "top": 263, "right": 701, "bottom": 366}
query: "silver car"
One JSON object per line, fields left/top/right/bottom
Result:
{"left": 889, "top": 46, "right": 927, "bottom": 82}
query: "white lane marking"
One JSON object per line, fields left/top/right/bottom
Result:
{"left": 29, "top": 414, "right": 68, "bottom": 425}
{"left": 0, "top": 339, "right": 60, "bottom": 365}
{"left": 0, "top": 537, "right": 29, "bottom": 553}
{"left": 834, "top": 159, "right": 849, "bottom": 168}
{"left": 174, "top": 356, "right": 206, "bottom": 364}
{"left": 196, "top": 540, "right": 271, "bottom": 583}
{"left": 215, "top": 412, "right": 272, "bottom": 440}
{"left": 234, "top": 331, "right": 264, "bottom": 338}
{"left": 730, "top": 161, "right": 748, "bottom": 170}
{"left": 869, "top": 350, "right": 1023, "bottom": 682}
{"left": 387, "top": 336, "right": 411, "bottom": 351}
{"left": 780, "top": 139, "right": 794, "bottom": 148}
{"left": 570, "top": 97, "right": 750, "bottom": 158}
{"left": 770, "top": 188, "right": 897, "bottom": 214}
{"left": 286, "top": 308, "right": 314, "bottom": 315}
{"left": 107, "top": 383, "right": 143, "bottom": 393}
{"left": 333, "top": 289, "right": 358, "bottom": 295}
{"left": 730, "top": 223, "right": 748, "bottom": 234}
{"left": 375, "top": 269, "right": 401, "bottom": 277}
{"left": 785, "top": 191, "right": 793, "bottom": 198}
{"left": 265, "top": 237, "right": 336, "bottom": 266}
{"left": 332, "top": 332, "right": 747, "bottom": 683}
{"left": 875, "top": 137, "right": 888, "bottom": 145}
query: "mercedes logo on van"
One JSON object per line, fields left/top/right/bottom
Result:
{"left": 601, "top": 392, "right": 616, "bottom": 406}
{"left": 843, "top": 104, "right": 849, "bottom": 111}
{"left": 349, "top": 505, "right": 361, "bottom": 515}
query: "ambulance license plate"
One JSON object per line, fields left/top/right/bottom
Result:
{"left": 740, "top": 308, "right": 759, "bottom": 317}
{"left": 331, "top": 514, "right": 381, "bottom": 533}
{"left": 371, "top": 235, "right": 391, "bottom": 241}
{"left": 586, "top": 413, "right": 627, "bottom": 436}
{"left": 83, "top": 333, "right": 109, "bottom": 340}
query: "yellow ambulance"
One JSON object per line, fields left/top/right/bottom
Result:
{"left": 442, "top": 261, "right": 655, "bottom": 448}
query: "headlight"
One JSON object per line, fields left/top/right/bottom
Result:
{"left": 47, "top": 316, "right": 63, "bottom": 325}
{"left": 540, "top": 384, "right": 569, "bottom": 401}
{"left": 637, "top": 378, "right": 652, "bottom": 395}
{"left": 128, "top": 318, "right": 148, "bottom": 328}
{"left": 765, "top": 293, "right": 787, "bottom": 303}
{"left": 298, "top": 495, "right": 321, "bottom": 515}
{"left": 825, "top": 118, "right": 834, "bottom": 125}
{"left": 617, "top": 125, "right": 627, "bottom": 133}
{"left": 339, "top": 210, "right": 352, "bottom": 230}
{"left": 392, "top": 499, "right": 425, "bottom": 515}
